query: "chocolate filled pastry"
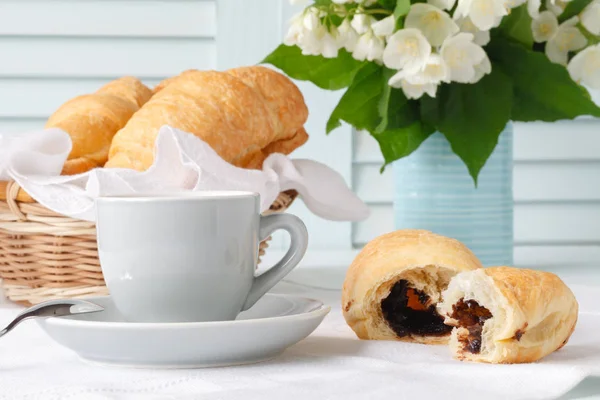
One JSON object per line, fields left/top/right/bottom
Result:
{"left": 342, "top": 230, "right": 483, "bottom": 344}
{"left": 437, "top": 267, "right": 578, "bottom": 363}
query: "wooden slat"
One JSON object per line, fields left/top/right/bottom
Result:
{"left": 0, "top": 1, "right": 216, "bottom": 38}
{"left": 514, "top": 120, "right": 600, "bottom": 161}
{"left": 0, "top": 118, "right": 45, "bottom": 134}
{"left": 352, "top": 205, "right": 394, "bottom": 245}
{"left": 0, "top": 37, "right": 215, "bottom": 78}
{"left": 353, "top": 162, "right": 600, "bottom": 202}
{"left": 353, "top": 203, "right": 600, "bottom": 246}
{"left": 353, "top": 120, "right": 600, "bottom": 163}
{"left": 515, "top": 245, "right": 600, "bottom": 269}
{"left": 514, "top": 162, "right": 600, "bottom": 201}
{"left": 353, "top": 130, "right": 383, "bottom": 163}
{"left": 515, "top": 203, "right": 600, "bottom": 243}
{"left": 263, "top": 246, "right": 600, "bottom": 270}
{"left": 0, "top": 78, "right": 161, "bottom": 118}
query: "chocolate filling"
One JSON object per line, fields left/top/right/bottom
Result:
{"left": 381, "top": 280, "right": 452, "bottom": 337}
{"left": 450, "top": 299, "right": 493, "bottom": 354}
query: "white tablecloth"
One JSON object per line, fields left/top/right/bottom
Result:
{"left": 0, "top": 275, "right": 599, "bottom": 400}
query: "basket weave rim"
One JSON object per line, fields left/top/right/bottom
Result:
{"left": 0, "top": 181, "right": 34, "bottom": 203}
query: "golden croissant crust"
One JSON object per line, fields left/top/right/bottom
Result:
{"left": 106, "top": 66, "right": 309, "bottom": 171}
{"left": 437, "top": 266, "right": 578, "bottom": 363}
{"left": 45, "top": 77, "right": 152, "bottom": 175}
{"left": 342, "top": 229, "right": 483, "bottom": 345}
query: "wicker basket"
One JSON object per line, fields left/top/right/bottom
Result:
{"left": 0, "top": 180, "right": 297, "bottom": 306}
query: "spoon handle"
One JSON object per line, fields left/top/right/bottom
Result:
{"left": 0, "top": 299, "right": 103, "bottom": 339}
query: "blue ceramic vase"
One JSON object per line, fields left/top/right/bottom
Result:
{"left": 392, "top": 123, "right": 514, "bottom": 267}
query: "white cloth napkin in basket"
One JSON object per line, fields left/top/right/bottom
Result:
{"left": 0, "top": 125, "right": 370, "bottom": 222}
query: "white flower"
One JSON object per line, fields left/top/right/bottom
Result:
{"left": 351, "top": 13, "right": 376, "bottom": 34}
{"left": 454, "top": 0, "right": 508, "bottom": 30}
{"left": 338, "top": 18, "right": 359, "bottom": 52}
{"left": 568, "top": 44, "right": 600, "bottom": 88}
{"left": 284, "top": 9, "right": 342, "bottom": 58}
{"left": 440, "top": 32, "right": 488, "bottom": 82}
{"left": 321, "top": 26, "right": 341, "bottom": 58}
{"left": 506, "top": 0, "right": 544, "bottom": 18}
{"left": 456, "top": 16, "right": 491, "bottom": 45}
{"left": 532, "top": 13, "right": 587, "bottom": 65}
{"left": 390, "top": 53, "right": 449, "bottom": 84}
{"left": 546, "top": 17, "right": 588, "bottom": 65}
{"left": 527, "top": 0, "right": 541, "bottom": 18}
{"left": 353, "top": 30, "right": 385, "bottom": 62}
{"left": 396, "top": 80, "right": 439, "bottom": 99}
{"left": 531, "top": 10, "right": 559, "bottom": 42}
{"left": 472, "top": 53, "right": 492, "bottom": 82}
{"left": 332, "top": 0, "right": 353, "bottom": 3}
{"left": 383, "top": 28, "right": 432, "bottom": 73}
{"left": 302, "top": 7, "right": 322, "bottom": 31}
{"left": 428, "top": 0, "right": 457, "bottom": 10}
{"left": 372, "top": 15, "right": 397, "bottom": 38}
{"left": 405, "top": 4, "right": 460, "bottom": 46}
{"left": 299, "top": 26, "right": 333, "bottom": 56}
{"left": 388, "top": 54, "right": 450, "bottom": 99}
{"left": 289, "top": 0, "right": 310, "bottom": 5}
{"left": 581, "top": 0, "right": 600, "bottom": 35}
{"left": 546, "top": 0, "right": 570, "bottom": 16}
{"left": 284, "top": 12, "right": 306, "bottom": 46}
{"left": 505, "top": 0, "right": 526, "bottom": 7}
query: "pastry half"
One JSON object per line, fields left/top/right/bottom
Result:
{"left": 46, "top": 76, "right": 152, "bottom": 175}
{"left": 437, "top": 267, "right": 578, "bottom": 363}
{"left": 342, "top": 230, "right": 483, "bottom": 344}
{"left": 107, "top": 66, "right": 308, "bottom": 171}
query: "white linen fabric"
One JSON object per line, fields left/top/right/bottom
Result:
{"left": 0, "top": 283, "right": 598, "bottom": 400}
{"left": 0, "top": 125, "right": 370, "bottom": 222}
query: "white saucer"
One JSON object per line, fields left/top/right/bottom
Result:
{"left": 37, "top": 293, "right": 330, "bottom": 368}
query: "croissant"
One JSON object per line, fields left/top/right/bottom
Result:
{"left": 105, "top": 66, "right": 309, "bottom": 171}
{"left": 45, "top": 77, "right": 152, "bottom": 175}
{"left": 342, "top": 230, "right": 483, "bottom": 344}
{"left": 437, "top": 266, "right": 578, "bottom": 363}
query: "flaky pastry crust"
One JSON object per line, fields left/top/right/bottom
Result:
{"left": 437, "top": 267, "right": 578, "bottom": 363}
{"left": 45, "top": 77, "right": 152, "bottom": 175}
{"left": 106, "top": 66, "right": 308, "bottom": 171}
{"left": 342, "top": 229, "right": 483, "bottom": 344}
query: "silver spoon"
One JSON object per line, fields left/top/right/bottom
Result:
{"left": 0, "top": 299, "right": 104, "bottom": 339}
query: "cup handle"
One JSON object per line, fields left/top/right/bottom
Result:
{"left": 242, "top": 213, "right": 309, "bottom": 311}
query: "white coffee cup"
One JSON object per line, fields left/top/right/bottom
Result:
{"left": 95, "top": 191, "right": 308, "bottom": 323}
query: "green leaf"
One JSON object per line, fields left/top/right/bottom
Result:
{"left": 376, "top": 68, "right": 418, "bottom": 133}
{"left": 487, "top": 37, "right": 600, "bottom": 121}
{"left": 377, "top": 0, "right": 397, "bottom": 9}
{"left": 560, "top": 0, "right": 591, "bottom": 22}
{"left": 394, "top": 0, "right": 411, "bottom": 19}
{"left": 325, "top": 64, "right": 431, "bottom": 168}
{"left": 262, "top": 45, "right": 365, "bottom": 90}
{"left": 374, "top": 69, "right": 434, "bottom": 169}
{"left": 373, "top": 122, "right": 435, "bottom": 170}
{"left": 326, "top": 63, "right": 384, "bottom": 133}
{"left": 420, "top": 68, "right": 513, "bottom": 184}
{"left": 497, "top": 4, "right": 533, "bottom": 47}
{"left": 393, "top": 0, "right": 411, "bottom": 28}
